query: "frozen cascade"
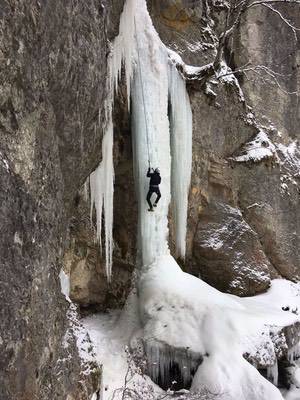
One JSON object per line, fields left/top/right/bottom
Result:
{"left": 90, "top": 0, "right": 192, "bottom": 277}
{"left": 168, "top": 62, "right": 193, "bottom": 259}
{"left": 130, "top": 0, "right": 193, "bottom": 267}
{"left": 86, "top": 2, "right": 291, "bottom": 400}
{"left": 131, "top": 1, "right": 171, "bottom": 267}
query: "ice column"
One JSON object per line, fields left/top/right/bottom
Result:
{"left": 90, "top": 0, "right": 193, "bottom": 276}
{"left": 131, "top": 1, "right": 171, "bottom": 267}
{"left": 168, "top": 63, "right": 193, "bottom": 259}
{"left": 267, "top": 359, "right": 278, "bottom": 387}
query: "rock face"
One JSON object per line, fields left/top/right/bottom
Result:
{"left": 66, "top": 0, "right": 299, "bottom": 302}
{"left": 1, "top": 0, "right": 300, "bottom": 398}
{"left": 146, "top": 0, "right": 300, "bottom": 295}
{"left": 0, "top": 1, "right": 124, "bottom": 399}
{"left": 192, "top": 202, "right": 277, "bottom": 296}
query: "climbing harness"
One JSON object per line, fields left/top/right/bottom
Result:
{"left": 134, "top": 17, "right": 151, "bottom": 169}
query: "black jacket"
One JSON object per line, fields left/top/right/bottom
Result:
{"left": 147, "top": 168, "right": 161, "bottom": 186}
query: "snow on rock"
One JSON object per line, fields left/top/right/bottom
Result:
{"left": 192, "top": 354, "right": 283, "bottom": 400}
{"left": 63, "top": 303, "right": 98, "bottom": 378}
{"left": 281, "top": 357, "right": 300, "bottom": 399}
{"left": 277, "top": 141, "right": 300, "bottom": 173}
{"left": 216, "top": 61, "right": 245, "bottom": 102}
{"left": 277, "top": 140, "right": 300, "bottom": 186}
{"left": 82, "top": 294, "right": 150, "bottom": 400}
{"left": 168, "top": 48, "right": 213, "bottom": 79}
{"left": 232, "top": 130, "right": 276, "bottom": 163}
{"left": 138, "top": 256, "right": 300, "bottom": 399}
{"left": 90, "top": 392, "right": 98, "bottom": 400}
{"left": 84, "top": 267, "right": 300, "bottom": 399}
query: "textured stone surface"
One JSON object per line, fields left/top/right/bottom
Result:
{"left": 147, "top": 0, "right": 300, "bottom": 294}
{"left": 66, "top": 189, "right": 134, "bottom": 310}
{"left": 192, "top": 202, "right": 276, "bottom": 296}
{"left": 1, "top": 0, "right": 300, "bottom": 397}
{"left": 0, "top": 1, "right": 124, "bottom": 399}
{"left": 232, "top": 5, "right": 300, "bottom": 138}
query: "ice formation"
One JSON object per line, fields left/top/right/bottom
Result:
{"left": 89, "top": 0, "right": 137, "bottom": 280}
{"left": 59, "top": 268, "right": 70, "bottom": 301}
{"left": 267, "top": 359, "right": 279, "bottom": 387}
{"left": 90, "top": 115, "right": 114, "bottom": 280}
{"left": 130, "top": 0, "right": 193, "bottom": 266}
{"left": 168, "top": 62, "right": 193, "bottom": 258}
{"left": 138, "top": 255, "right": 295, "bottom": 399}
{"left": 90, "top": 0, "right": 193, "bottom": 271}
{"left": 145, "top": 341, "right": 201, "bottom": 389}
{"left": 86, "top": 0, "right": 299, "bottom": 399}
{"left": 131, "top": 1, "right": 171, "bottom": 266}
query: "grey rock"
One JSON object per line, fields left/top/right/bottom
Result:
{"left": 192, "top": 202, "right": 276, "bottom": 295}
{"left": 0, "top": 1, "right": 124, "bottom": 399}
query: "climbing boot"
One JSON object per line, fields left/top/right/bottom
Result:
{"left": 153, "top": 203, "right": 157, "bottom": 207}
{"left": 148, "top": 207, "right": 154, "bottom": 212}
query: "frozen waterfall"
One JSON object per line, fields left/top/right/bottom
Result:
{"left": 169, "top": 62, "right": 193, "bottom": 259}
{"left": 90, "top": 0, "right": 193, "bottom": 274}
{"left": 131, "top": 1, "right": 171, "bottom": 267}
{"left": 85, "top": 2, "right": 294, "bottom": 400}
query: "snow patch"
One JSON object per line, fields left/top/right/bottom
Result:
{"left": 65, "top": 303, "right": 97, "bottom": 373}
{"left": 216, "top": 61, "right": 245, "bottom": 102}
{"left": 232, "top": 131, "right": 276, "bottom": 162}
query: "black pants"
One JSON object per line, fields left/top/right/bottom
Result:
{"left": 146, "top": 186, "right": 161, "bottom": 208}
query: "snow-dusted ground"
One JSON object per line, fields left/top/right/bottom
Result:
{"left": 82, "top": 267, "right": 300, "bottom": 400}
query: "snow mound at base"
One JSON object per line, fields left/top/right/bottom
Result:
{"left": 138, "top": 255, "right": 298, "bottom": 400}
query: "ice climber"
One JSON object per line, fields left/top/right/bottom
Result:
{"left": 146, "top": 167, "right": 161, "bottom": 211}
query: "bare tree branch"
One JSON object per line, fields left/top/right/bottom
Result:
{"left": 235, "top": 0, "right": 300, "bottom": 9}
{"left": 216, "top": 63, "right": 298, "bottom": 95}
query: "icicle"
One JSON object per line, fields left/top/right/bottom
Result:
{"left": 90, "top": 165, "right": 103, "bottom": 246}
{"left": 89, "top": 0, "right": 137, "bottom": 281}
{"left": 110, "top": 0, "right": 137, "bottom": 104}
{"left": 288, "top": 341, "right": 300, "bottom": 363}
{"left": 90, "top": 0, "right": 193, "bottom": 275}
{"left": 145, "top": 342, "right": 201, "bottom": 389}
{"left": 267, "top": 359, "right": 278, "bottom": 387}
{"left": 168, "top": 62, "right": 193, "bottom": 259}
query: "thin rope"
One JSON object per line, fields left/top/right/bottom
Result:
{"left": 134, "top": 18, "right": 151, "bottom": 168}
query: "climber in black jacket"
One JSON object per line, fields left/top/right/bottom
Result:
{"left": 146, "top": 167, "right": 161, "bottom": 211}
